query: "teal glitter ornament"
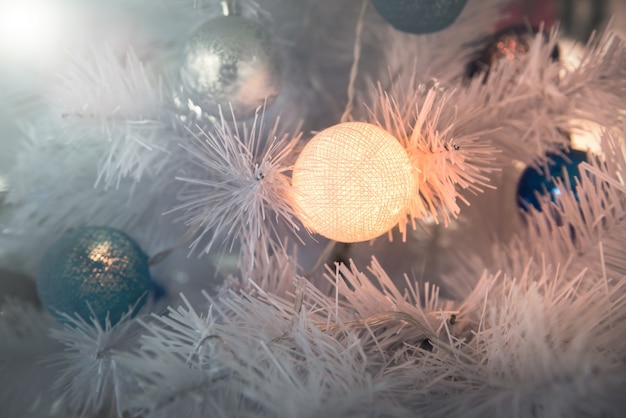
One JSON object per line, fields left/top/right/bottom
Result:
{"left": 371, "top": 0, "right": 468, "bottom": 34}
{"left": 36, "top": 226, "right": 152, "bottom": 326}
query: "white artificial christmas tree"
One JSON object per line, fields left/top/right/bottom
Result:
{"left": 1, "top": 0, "right": 625, "bottom": 416}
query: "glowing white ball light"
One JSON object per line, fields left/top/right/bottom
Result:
{"left": 292, "top": 122, "right": 416, "bottom": 243}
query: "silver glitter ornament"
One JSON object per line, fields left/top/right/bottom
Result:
{"left": 180, "top": 15, "right": 282, "bottom": 118}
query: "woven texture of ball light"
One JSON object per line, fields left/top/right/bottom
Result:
{"left": 292, "top": 122, "right": 415, "bottom": 243}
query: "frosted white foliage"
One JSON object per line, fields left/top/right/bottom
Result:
{"left": 6, "top": 125, "right": 113, "bottom": 229}
{"left": 54, "top": 47, "right": 160, "bottom": 124}
{"left": 46, "top": 312, "right": 143, "bottom": 417}
{"left": 170, "top": 108, "right": 302, "bottom": 266}
{"left": 432, "top": 131, "right": 626, "bottom": 416}
{"left": 95, "top": 249, "right": 624, "bottom": 417}
{"left": 122, "top": 345, "right": 232, "bottom": 418}
{"left": 376, "top": 27, "right": 626, "bottom": 169}
{"left": 235, "top": 238, "right": 300, "bottom": 295}
{"left": 443, "top": 266, "right": 626, "bottom": 418}
{"left": 124, "top": 295, "right": 235, "bottom": 417}
{"left": 51, "top": 46, "right": 168, "bottom": 189}
{"left": 456, "top": 28, "right": 626, "bottom": 164}
{"left": 366, "top": 84, "right": 499, "bottom": 228}
{"left": 143, "top": 293, "right": 220, "bottom": 367}
{"left": 4, "top": 127, "right": 158, "bottom": 255}
{"left": 559, "top": 30, "right": 626, "bottom": 131}
{"left": 138, "top": 276, "right": 423, "bottom": 416}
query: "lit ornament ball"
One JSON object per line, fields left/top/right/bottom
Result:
{"left": 466, "top": 25, "right": 560, "bottom": 79}
{"left": 292, "top": 122, "right": 416, "bottom": 243}
{"left": 371, "top": 0, "right": 468, "bottom": 34}
{"left": 517, "top": 149, "right": 588, "bottom": 212}
{"left": 36, "top": 226, "right": 152, "bottom": 326}
{"left": 180, "top": 15, "right": 282, "bottom": 118}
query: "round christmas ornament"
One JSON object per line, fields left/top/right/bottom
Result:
{"left": 36, "top": 226, "right": 152, "bottom": 326}
{"left": 291, "top": 122, "right": 416, "bottom": 243}
{"left": 516, "top": 149, "right": 587, "bottom": 212}
{"left": 180, "top": 14, "right": 282, "bottom": 118}
{"left": 466, "top": 25, "right": 560, "bottom": 79}
{"left": 371, "top": 0, "right": 468, "bottom": 34}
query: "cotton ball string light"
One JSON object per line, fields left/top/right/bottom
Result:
{"left": 36, "top": 226, "right": 152, "bottom": 326}
{"left": 180, "top": 10, "right": 282, "bottom": 119}
{"left": 371, "top": 0, "right": 468, "bottom": 34}
{"left": 292, "top": 122, "right": 416, "bottom": 243}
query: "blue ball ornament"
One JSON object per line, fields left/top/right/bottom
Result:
{"left": 36, "top": 226, "right": 152, "bottom": 326}
{"left": 517, "top": 149, "right": 588, "bottom": 212}
{"left": 371, "top": 0, "right": 468, "bottom": 34}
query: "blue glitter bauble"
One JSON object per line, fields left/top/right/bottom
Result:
{"left": 371, "top": 0, "right": 468, "bottom": 34}
{"left": 36, "top": 226, "right": 152, "bottom": 326}
{"left": 517, "top": 149, "right": 588, "bottom": 212}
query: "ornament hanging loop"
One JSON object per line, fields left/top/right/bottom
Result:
{"left": 220, "top": 0, "right": 239, "bottom": 16}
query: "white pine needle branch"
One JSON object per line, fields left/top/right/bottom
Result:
{"left": 51, "top": 45, "right": 168, "bottom": 189}
{"left": 367, "top": 83, "right": 499, "bottom": 231}
{"left": 46, "top": 311, "right": 143, "bottom": 417}
{"left": 445, "top": 264, "right": 626, "bottom": 418}
{"left": 141, "top": 292, "right": 221, "bottom": 368}
{"left": 169, "top": 108, "right": 302, "bottom": 269}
